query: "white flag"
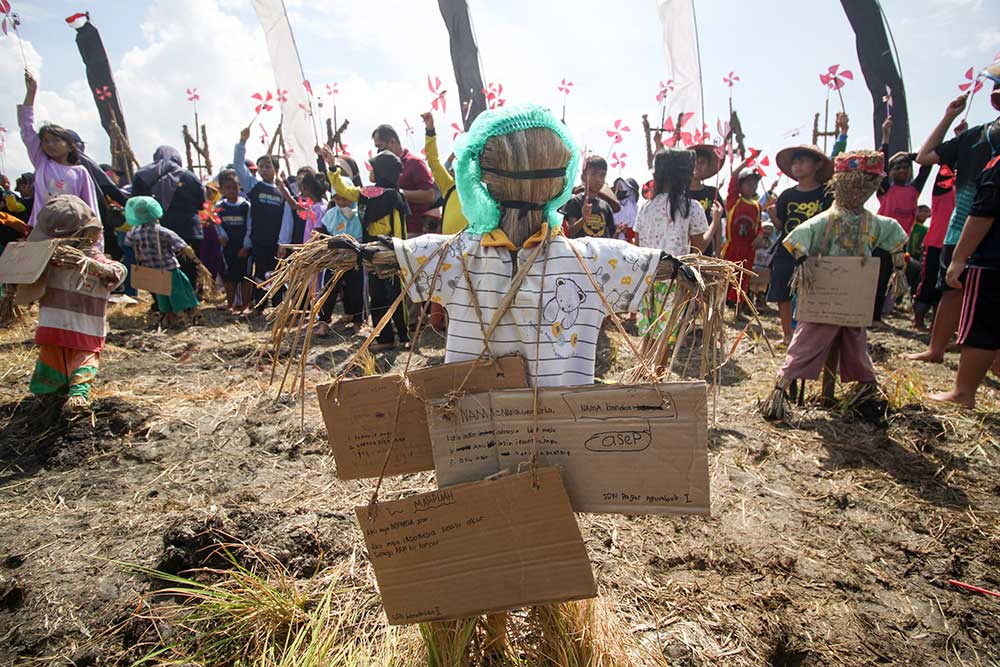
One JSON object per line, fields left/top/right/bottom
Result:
{"left": 252, "top": 0, "right": 316, "bottom": 173}
{"left": 656, "top": 0, "right": 703, "bottom": 137}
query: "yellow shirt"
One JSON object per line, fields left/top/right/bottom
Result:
{"left": 327, "top": 169, "right": 404, "bottom": 238}
{"left": 424, "top": 133, "right": 467, "bottom": 235}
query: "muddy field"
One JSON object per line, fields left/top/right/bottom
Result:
{"left": 0, "top": 294, "right": 998, "bottom": 666}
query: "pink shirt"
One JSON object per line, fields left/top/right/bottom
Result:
{"left": 877, "top": 184, "right": 920, "bottom": 234}
{"left": 925, "top": 188, "right": 955, "bottom": 249}
{"left": 18, "top": 105, "right": 100, "bottom": 230}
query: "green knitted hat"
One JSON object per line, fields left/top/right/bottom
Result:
{"left": 454, "top": 104, "right": 580, "bottom": 234}
{"left": 125, "top": 196, "right": 164, "bottom": 227}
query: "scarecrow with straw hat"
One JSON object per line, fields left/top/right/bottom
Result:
{"left": 762, "top": 151, "right": 908, "bottom": 421}
{"left": 23, "top": 195, "right": 126, "bottom": 416}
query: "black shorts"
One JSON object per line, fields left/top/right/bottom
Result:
{"left": 915, "top": 245, "right": 943, "bottom": 307}
{"left": 957, "top": 267, "right": 1000, "bottom": 350}
{"left": 222, "top": 247, "right": 247, "bottom": 283}
{"left": 767, "top": 247, "right": 796, "bottom": 303}
{"left": 936, "top": 244, "right": 957, "bottom": 292}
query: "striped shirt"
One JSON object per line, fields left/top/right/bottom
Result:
{"left": 394, "top": 229, "right": 660, "bottom": 387}
{"left": 36, "top": 256, "right": 126, "bottom": 352}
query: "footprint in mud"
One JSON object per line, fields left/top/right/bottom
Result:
{"left": 0, "top": 396, "right": 153, "bottom": 478}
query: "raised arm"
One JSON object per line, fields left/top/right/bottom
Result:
{"left": 916, "top": 94, "right": 967, "bottom": 166}
{"left": 421, "top": 111, "right": 455, "bottom": 193}
{"left": 234, "top": 128, "right": 256, "bottom": 193}
{"left": 18, "top": 71, "right": 45, "bottom": 168}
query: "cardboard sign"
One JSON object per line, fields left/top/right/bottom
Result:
{"left": 130, "top": 265, "right": 173, "bottom": 296}
{"left": 357, "top": 467, "right": 596, "bottom": 625}
{"left": 317, "top": 355, "right": 529, "bottom": 480}
{"left": 0, "top": 240, "right": 59, "bottom": 284}
{"left": 795, "top": 256, "right": 879, "bottom": 328}
{"left": 427, "top": 382, "right": 710, "bottom": 516}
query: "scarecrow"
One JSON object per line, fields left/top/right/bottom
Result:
{"left": 307, "top": 105, "right": 703, "bottom": 385}
{"left": 761, "top": 151, "right": 908, "bottom": 420}
{"left": 264, "top": 106, "right": 744, "bottom": 647}
{"left": 24, "top": 195, "right": 126, "bottom": 415}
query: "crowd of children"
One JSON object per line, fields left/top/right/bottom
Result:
{"left": 3, "top": 57, "right": 1000, "bottom": 413}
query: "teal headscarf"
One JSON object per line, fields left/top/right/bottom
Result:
{"left": 125, "top": 196, "right": 164, "bottom": 227}
{"left": 454, "top": 104, "right": 579, "bottom": 234}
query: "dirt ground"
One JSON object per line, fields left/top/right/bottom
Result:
{"left": 0, "top": 293, "right": 998, "bottom": 666}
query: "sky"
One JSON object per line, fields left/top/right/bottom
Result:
{"left": 1, "top": 0, "right": 999, "bottom": 207}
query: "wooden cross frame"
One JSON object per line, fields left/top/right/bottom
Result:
{"left": 182, "top": 123, "right": 212, "bottom": 181}
{"left": 812, "top": 112, "right": 838, "bottom": 154}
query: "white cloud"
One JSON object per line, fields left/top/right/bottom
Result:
{"left": 977, "top": 29, "right": 1000, "bottom": 52}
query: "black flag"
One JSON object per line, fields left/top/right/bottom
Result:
{"left": 841, "top": 0, "right": 910, "bottom": 154}
{"left": 437, "top": 0, "right": 488, "bottom": 130}
{"left": 70, "top": 15, "right": 131, "bottom": 173}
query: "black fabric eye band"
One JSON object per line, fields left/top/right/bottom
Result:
{"left": 480, "top": 166, "right": 567, "bottom": 179}
{"left": 499, "top": 200, "right": 547, "bottom": 211}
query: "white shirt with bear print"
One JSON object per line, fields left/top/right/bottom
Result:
{"left": 393, "top": 229, "right": 661, "bottom": 387}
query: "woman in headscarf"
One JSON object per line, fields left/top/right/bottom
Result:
{"left": 132, "top": 146, "right": 206, "bottom": 291}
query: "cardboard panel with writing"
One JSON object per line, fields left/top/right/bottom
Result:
{"left": 795, "top": 256, "right": 879, "bottom": 328}
{"left": 357, "top": 467, "right": 596, "bottom": 625}
{"left": 0, "top": 240, "right": 60, "bottom": 284}
{"left": 130, "top": 265, "right": 173, "bottom": 296}
{"left": 317, "top": 355, "right": 529, "bottom": 480}
{"left": 427, "top": 382, "right": 710, "bottom": 516}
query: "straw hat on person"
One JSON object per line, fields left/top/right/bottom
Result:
{"left": 688, "top": 144, "right": 722, "bottom": 179}
{"left": 775, "top": 145, "right": 834, "bottom": 183}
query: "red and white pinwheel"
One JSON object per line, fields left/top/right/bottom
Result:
{"left": 483, "top": 82, "right": 505, "bottom": 110}
{"left": 252, "top": 91, "right": 274, "bottom": 114}
{"left": 451, "top": 122, "right": 462, "bottom": 141}
{"left": 198, "top": 200, "right": 221, "bottom": 225}
{"left": 94, "top": 85, "right": 112, "bottom": 101}
{"left": 959, "top": 67, "right": 984, "bottom": 94}
{"left": 606, "top": 119, "right": 631, "bottom": 144}
{"left": 428, "top": 75, "right": 447, "bottom": 113}
{"left": 186, "top": 88, "right": 200, "bottom": 102}
{"left": 558, "top": 78, "right": 574, "bottom": 96}
{"left": 691, "top": 123, "right": 711, "bottom": 145}
{"left": 326, "top": 82, "right": 339, "bottom": 98}
{"left": 717, "top": 118, "right": 731, "bottom": 140}
{"left": 610, "top": 152, "right": 627, "bottom": 171}
{"left": 656, "top": 80, "right": 675, "bottom": 103}
{"left": 819, "top": 64, "right": 853, "bottom": 91}
{"left": 275, "top": 89, "right": 288, "bottom": 104}
{"left": 1, "top": 1, "right": 18, "bottom": 36}
{"left": 723, "top": 71, "right": 740, "bottom": 88}
{"left": 746, "top": 148, "right": 770, "bottom": 177}
{"left": 296, "top": 196, "right": 316, "bottom": 223}
{"left": 662, "top": 112, "right": 694, "bottom": 148}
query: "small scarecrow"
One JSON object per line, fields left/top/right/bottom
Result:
{"left": 26, "top": 195, "right": 126, "bottom": 415}
{"left": 761, "top": 151, "right": 908, "bottom": 420}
